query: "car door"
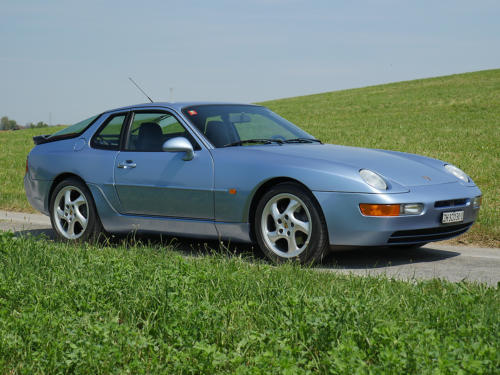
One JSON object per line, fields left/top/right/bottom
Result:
{"left": 114, "top": 110, "right": 214, "bottom": 219}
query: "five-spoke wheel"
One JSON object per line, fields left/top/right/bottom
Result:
{"left": 255, "top": 182, "right": 328, "bottom": 264}
{"left": 50, "top": 178, "right": 103, "bottom": 241}
{"left": 53, "top": 186, "right": 89, "bottom": 239}
{"left": 261, "top": 193, "right": 312, "bottom": 258}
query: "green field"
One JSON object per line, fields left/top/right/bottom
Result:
{"left": 0, "top": 232, "right": 498, "bottom": 374}
{"left": 0, "top": 69, "right": 499, "bottom": 246}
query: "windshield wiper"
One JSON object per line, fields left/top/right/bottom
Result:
{"left": 223, "top": 138, "right": 284, "bottom": 147}
{"left": 283, "top": 138, "right": 322, "bottom": 144}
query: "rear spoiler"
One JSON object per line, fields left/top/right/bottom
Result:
{"left": 33, "top": 135, "right": 51, "bottom": 145}
{"left": 33, "top": 133, "right": 82, "bottom": 145}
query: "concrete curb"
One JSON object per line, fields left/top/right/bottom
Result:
{"left": 0, "top": 210, "right": 51, "bottom": 226}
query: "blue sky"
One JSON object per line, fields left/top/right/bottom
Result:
{"left": 1, "top": 0, "right": 499, "bottom": 125}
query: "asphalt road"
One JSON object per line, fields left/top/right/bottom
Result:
{"left": 1, "top": 209, "right": 498, "bottom": 286}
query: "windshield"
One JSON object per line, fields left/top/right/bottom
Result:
{"left": 49, "top": 114, "right": 99, "bottom": 138}
{"left": 182, "top": 105, "right": 316, "bottom": 148}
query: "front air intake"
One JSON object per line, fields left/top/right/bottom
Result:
{"left": 387, "top": 223, "right": 472, "bottom": 243}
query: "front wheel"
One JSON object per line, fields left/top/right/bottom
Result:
{"left": 254, "top": 182, "right": 329, "bottom": 264}
{"left": 49, "top": 178, "right": 103, "bottom": 241}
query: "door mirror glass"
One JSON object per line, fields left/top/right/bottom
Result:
{"left": 162, "top": 137, "right": 194, "bottom": 161}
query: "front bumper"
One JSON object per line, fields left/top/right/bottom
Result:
{"left": 313, "top": 182, "right": 481, "bottom": 246}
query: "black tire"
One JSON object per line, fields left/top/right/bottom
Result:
{"left": 254, "top": 182, "right": 329, "bottom": 265}
{"left": 49, "top": 178, "right": 104, "bottom": 242}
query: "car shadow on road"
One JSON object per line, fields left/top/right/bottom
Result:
{"left": 10, "top": 227, "right": 460, "bottom": 269}
{"left": 322, "top": 246, "right": 460, "bottom": 270}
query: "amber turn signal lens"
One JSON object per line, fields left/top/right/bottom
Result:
{"left": 359, "top": 204, "right": 400, "bottom": 216}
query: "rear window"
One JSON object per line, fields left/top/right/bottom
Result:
{"left": 49, "top": 115, "right": 99, "bottom": 138}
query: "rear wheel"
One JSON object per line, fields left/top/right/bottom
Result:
{"left": 50, "top": 178, "right": 103, "bottom": 241}
{"left": 254, "top": 182, "right": 328, "bottom": 264}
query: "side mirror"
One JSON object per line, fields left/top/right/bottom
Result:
{"left": 162, "top": 137, "right": 194, "bottom": 161}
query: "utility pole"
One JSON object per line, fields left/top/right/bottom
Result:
{"left": 49, "top": 112, "right": 52, "bottom": 126}
{"left": 169, "top": 87, "right": 173, "bottom": 102}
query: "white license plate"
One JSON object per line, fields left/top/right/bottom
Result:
{"left": 442, "top": 210, "right": 464, "bottom": 224}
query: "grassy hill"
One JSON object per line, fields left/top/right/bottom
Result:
{"left": 261, "top": 69, "right": 500, "bottom": 246}
{"left": 0, "top": 70, "right": 498, "bottom": 246}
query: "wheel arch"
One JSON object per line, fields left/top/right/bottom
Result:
{"left": 247, "top": 177, "right": 327, "bottom": 242}
{"left": 47, "top": 173, "right": 89, "bottom": 211}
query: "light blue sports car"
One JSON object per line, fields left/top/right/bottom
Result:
{"left": 25, "top": 102, "right": 481, "bottom": 264}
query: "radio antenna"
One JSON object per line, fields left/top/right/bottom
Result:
{"left": 128, "top": 77, "right": 154, "bottom": 103}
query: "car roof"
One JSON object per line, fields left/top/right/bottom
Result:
{"left": 105, "top": 101, "right": 262, "bottom": 114}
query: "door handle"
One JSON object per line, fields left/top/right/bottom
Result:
{"left": 117, "top": 160, "right": 136, "bottom": 169}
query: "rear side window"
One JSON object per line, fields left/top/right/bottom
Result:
{"left": 91, "top": 114, "right": 127, "bottom": 150}
{"left": 49, "top": 115, "right": 99, "bottom": 138}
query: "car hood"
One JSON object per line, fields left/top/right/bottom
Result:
{"left": 247, "top": 144, "right": 460, "bottom": 187}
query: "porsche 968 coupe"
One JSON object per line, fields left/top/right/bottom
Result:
{"left": 25, "top": 102, "right": 481, "bottom": 264}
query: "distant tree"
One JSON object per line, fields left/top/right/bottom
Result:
{"left": 2, "top": 116, "right": 47, "bottom": 130}
{"left": 0, "top": 116, "right": 8, "bottom": 130}
{"left": 0, "top": 116, "right": 19, "bottom": 130}
{"left": 9, "top": 120, "right": 18, "bottom": 130}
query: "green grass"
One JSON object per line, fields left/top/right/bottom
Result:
{"left": 260, "top": 69, "right": 500, "bottom": 246}
{"left": 0, "top": 126, "right": 65, "bottom": 211}
{"left": 0, "top": 232, "right": 498, "bottom": 374}
{"left": 1, "top": 69, "right": 499, "bottom": 246}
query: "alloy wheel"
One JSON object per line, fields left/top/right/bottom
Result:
{"left": 260, "top": 193, "right": 312, "bottom": 258}
{"left": 53, "top": 186, "right": 89, "bottom": 239}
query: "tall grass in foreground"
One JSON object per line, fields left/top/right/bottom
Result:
{"left": 0, "top": 232, "right": 498, "bottom": 374}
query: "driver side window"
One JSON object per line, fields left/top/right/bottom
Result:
{"left": 125, "top": 112, "right": 199, "bottom": 152}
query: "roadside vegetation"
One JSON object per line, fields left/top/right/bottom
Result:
{"left": 0, "top": 115, "right": 51, "bottom": 130}
{"left": 0, "top": 69, "right": 498, "bottom": 246}
{"left": 0, "top": 232, "right": 498, "bottom": 374}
